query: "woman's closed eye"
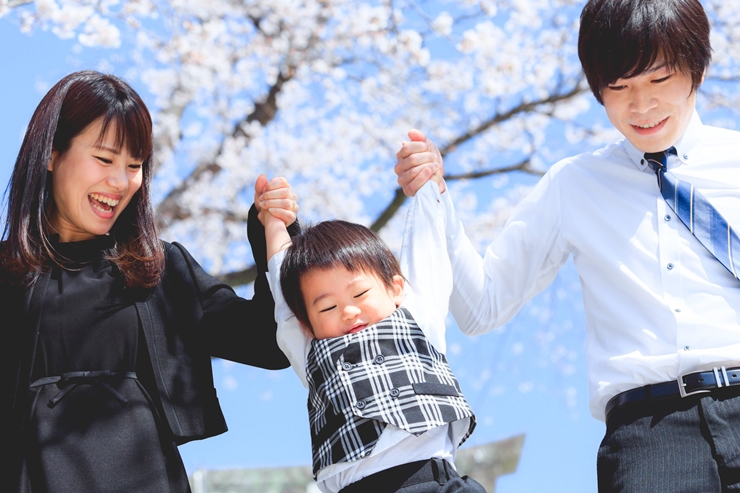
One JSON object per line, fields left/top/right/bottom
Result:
{"left": 95, "top": 155, "right": 113, "bottom": 164}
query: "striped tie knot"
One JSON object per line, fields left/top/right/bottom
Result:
{"left": 644, "top": 148, "right": 677, "bottom": 189}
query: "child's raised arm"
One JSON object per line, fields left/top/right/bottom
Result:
{"left": 253, "top": 174, "right": 312, "bottom": 386}
{"left": 264, "top": 213, "right": 291, "bottom": 261}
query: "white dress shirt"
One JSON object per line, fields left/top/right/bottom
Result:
{"left": 268, "top": 182, "right": 470, "bottom": 492}
{"left": 442, "top": 111, "right": 740, "bottom": 421}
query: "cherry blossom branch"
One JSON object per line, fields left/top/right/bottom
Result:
{"left": 218, "top": 84, "right": 584, "bottom": 286}
{"left": 443, "top": 83, "right": 587, "bottom": 152}
{"left": 369, "top": 83, "right": 585, "bottom": 235}
{"left": 217, "top": 155, "right": 543, "bottom": 287}
{"left": 155, "top": 66, "right": 295, "bottom": 227}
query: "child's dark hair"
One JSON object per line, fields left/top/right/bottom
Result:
{"left": 578, "top": 0, "right": 711, "bottom": 104}
{"left": 280, "top": 220, "right": 402, "bottom": 333}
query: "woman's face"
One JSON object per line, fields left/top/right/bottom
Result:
{"left": 48, "top": 118, "right": 144, "bottom": 242}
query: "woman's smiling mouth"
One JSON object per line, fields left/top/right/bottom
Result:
{"left": 89, "top": 193, "right": 120, "bottom": 216}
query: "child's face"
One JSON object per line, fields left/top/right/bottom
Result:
{"left": 300, "top": 266, "right": 404, "bottom": 340}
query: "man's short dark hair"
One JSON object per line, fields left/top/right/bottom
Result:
{"left": 280, "top": 220, "right": 403, "bottom": 333}
{"left": 578, "top": 0, "right": 711, "bottom": 104}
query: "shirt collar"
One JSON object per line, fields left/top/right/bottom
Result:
{"left": 621, "top": 110, "right": 704, "bottom": 171}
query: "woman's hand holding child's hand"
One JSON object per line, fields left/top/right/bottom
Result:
{"left": 254, "top": 174, "right": 297, "bottom": 260}
{"left": 253, "top": 173, "right": 299, "bottom": 227}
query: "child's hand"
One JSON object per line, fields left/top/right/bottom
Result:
{"left": 429, "top": 168, "right": 446, "bottom": 194}
{"left": 253, "top": 174, "right": 299, "bottom": 226}
{"left": 261, "top": 204, "right": 284, "bottom": 227}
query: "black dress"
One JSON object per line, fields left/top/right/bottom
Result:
{"left": 20, "top": 237, "right": 188, "bottom": 492}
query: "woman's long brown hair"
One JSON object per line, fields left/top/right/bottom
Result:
{"left": 1, "top": 70, "right": 164, "bottom": 288}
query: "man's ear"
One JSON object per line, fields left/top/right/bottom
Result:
{"left": 48, "top": 150, "right": 58, "bottom": 172}
{"left": 390, "top": 274, "right": 405, "bottom": 307}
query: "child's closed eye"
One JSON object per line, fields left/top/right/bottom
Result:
{"left": 354, "top": 289, "right": 370, "bottom": 298}
{"left": 319, "top": 305, "right": 337, "bottom": 313}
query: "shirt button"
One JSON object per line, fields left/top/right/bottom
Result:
{"left": 667, "top": 263, "right": 674, "bottom": 270}
{"left": 355, "top": 400, "right": 366, "bottom": 409}
{"left": 389, "top": 388, "right": 400, "bottom": 397}
{"left": 342, "top": 362, "right": 353, "bottom": 371}
{"left": 684, "top": 346, "right": 690, "bottom": 351}
{"left": 640, "top": 159, "right": 645, "bottom": 165}
{"left": 675, "top": 308, "right": 681, "bottom": 313}
{"left": 683, "top": 154, "right": 689, "bottom": 160}
{"left": 373, "top": 355, "right": 385, "bottom": 365}
{"left": 664, "top": 215, "right": 671, "bottom": 222}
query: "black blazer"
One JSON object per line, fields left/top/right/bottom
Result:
{"left": 1, "top": 206, "right": 296, "bottom": 484}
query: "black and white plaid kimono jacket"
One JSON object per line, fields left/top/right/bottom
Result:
{"left": 306, "top": 307, "right": 476, "bottom": 476}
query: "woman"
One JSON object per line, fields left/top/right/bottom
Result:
{"left": 0, "top": 70, "right": 298, "bottom": 492}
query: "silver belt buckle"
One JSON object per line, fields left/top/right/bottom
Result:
{"left": 677, "top": 366, "right": 729, "bottom": 398}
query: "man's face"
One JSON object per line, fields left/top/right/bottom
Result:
{"left": 601, "top": 62, "right": 700, "bottom": 153}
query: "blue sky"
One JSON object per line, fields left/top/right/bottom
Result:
{"left": 0, "top": 17, "right": 606, "bottom": 493}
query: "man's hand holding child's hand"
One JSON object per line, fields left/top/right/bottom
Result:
{"left": 395, "top": 129, "right": 446, "bottom": 196}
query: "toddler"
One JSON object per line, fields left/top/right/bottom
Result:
{"left": 261, "top": 178, "right": 484, "bottom": 493}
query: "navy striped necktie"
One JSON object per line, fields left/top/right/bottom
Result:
{"left": 645, "top": 148, "right": 740, "bottom": 280}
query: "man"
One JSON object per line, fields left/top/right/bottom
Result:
{"left": 395, "top": 0, "right": 740, "bottom": 491}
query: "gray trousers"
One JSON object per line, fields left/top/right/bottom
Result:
{"left": 598, "top": 390, "right": 740, "bottom": 492}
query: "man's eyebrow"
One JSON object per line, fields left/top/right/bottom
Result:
{"left": 644, "top": 62, "right": 668, "bottom": 75}
{"left": 609, "top": 62, "right": 670, "bottom": 85}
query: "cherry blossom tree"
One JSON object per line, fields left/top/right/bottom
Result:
{"left": 3, "top": 1, "right": 740, "bottom": 416}
{"left": 2, "top": 0, "right": 736, "bottom": 280}
{"left": 3, "top": 0, "right": 740, "bottom": 282}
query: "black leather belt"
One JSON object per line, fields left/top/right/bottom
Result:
{"left": 605, "top": 366, "right": 740, "bottom": 422}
